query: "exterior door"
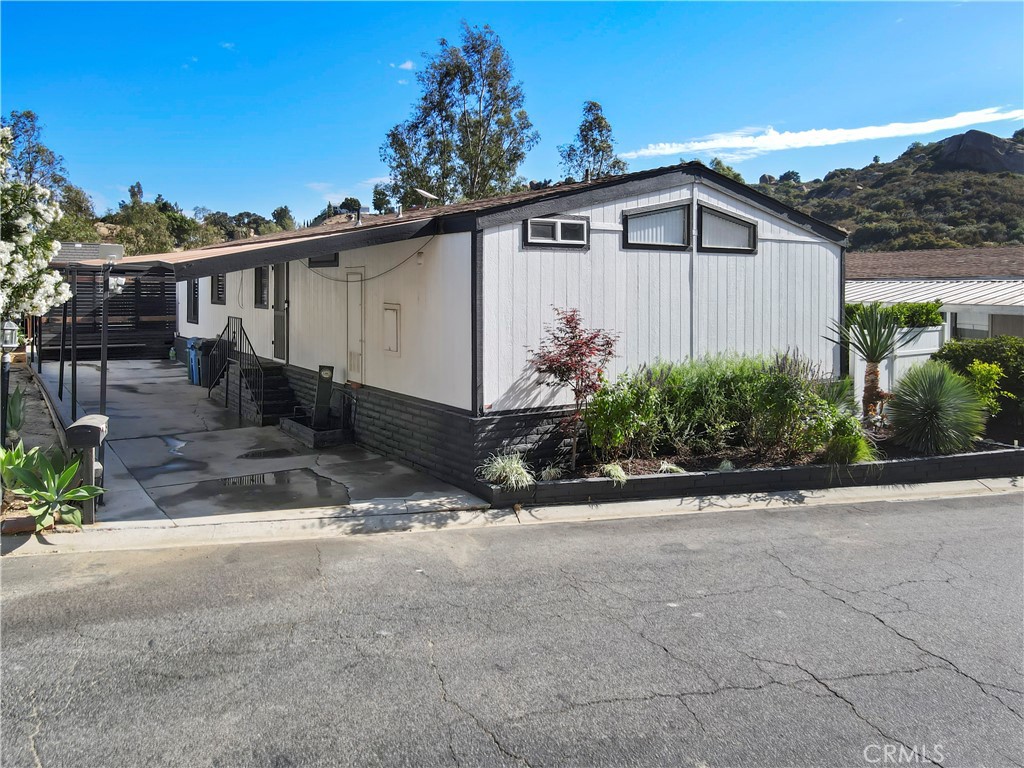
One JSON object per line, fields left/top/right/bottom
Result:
{"left": 272, "top": 264, "right": 288, "bottom": 361}
{"left": 346, "top": 269, "right": 364, "bottom": 382}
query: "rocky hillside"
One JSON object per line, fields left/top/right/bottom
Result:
{"left": 755, "top": 130, "right": 1024, "bottom": 251}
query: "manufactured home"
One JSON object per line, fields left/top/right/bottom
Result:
{"left": 88, "top": 163, "right": 848, "bottom": 489}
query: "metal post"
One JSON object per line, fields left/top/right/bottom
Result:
{"left": 36, "top": 315, "right": 43, "bottom": 374}
{"left": 71, "top": 270, "right": 78, "bottom": 421}
{"left": 100, "top": 266, "right": 109, "bottom": 416}
{"left": 1, "top": 350, "right": 9, "bottom": 447}
{"left": 58, "top": 301, "right": 68, "bottom": 400}
{"left": 80, "top": 446, "right": 96, "bottom": 525}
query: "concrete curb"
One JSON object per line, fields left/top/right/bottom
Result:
{"left": 3, "top": 477, "right": 1020, "bottom": 557}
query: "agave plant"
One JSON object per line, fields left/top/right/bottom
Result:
{"left": 887, "top": 362, "right": 985, "bottom": 455}
{"left": 8, "top": 452, "right": 104, "bottom": 531}
{"left": 0, "top": 440, "right": 39, "bottom": 492}
{"left": 825, "top": 303, "right": 921, "bottom": 418}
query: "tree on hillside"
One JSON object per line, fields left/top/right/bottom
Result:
{"left": 1, "top": 126, "right": 71, "bottom": 320}
{"left": 0, "top": 110, "right": 67, "bottom": 191}
{"left": 779, "top": 170, "right": 801, "bottom": 184}
{"left": 1013, "top": 128, "right": 1024, "bottom": 145}
{"left": 45, "top": 183, "right": 97, "bottom": 242}
{"left": 709, "top": 157, "right": 744, "bottom": 183}
{"left": 558, "top": 101, "right": 627, "bottom": 182}
{"left": 114, "top": 200, "right": 174, "bottom": 256}
{"left": 340, "top": 197, "right": 362, "bottom": 213}
{"left": 272, "top": 205, "right": 295, "bottom": 230}
{"left": 380, "top": 22, "right": 539, "bottom": 207}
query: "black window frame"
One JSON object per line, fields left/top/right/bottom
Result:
{"left": 211, "top": 273, "right": 226, "bottom": 305}
{"left": 308, "top": 252, "right": 340, "bottom": 268}
{"left": 186, "top": 278, "right": 199, "bottom": 324}
{"left": 254, "top": 266, "right": 269, "bottom": 309}
{"left": 697, "top": 205, "right": 758, "bottom": 254}
{"left": 522, "top": 214, "right": 590, "bottom": 250}
{"left": 621, "top": 202, "right": 691, "bottom": 251}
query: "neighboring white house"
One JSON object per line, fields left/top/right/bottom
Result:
{"left": 845, "top": 246, "right": 1024, "bottom": 340}
{"left": 79, "top": 162, "right": 848, "bottom": 488}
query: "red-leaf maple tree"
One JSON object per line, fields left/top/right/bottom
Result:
{"left": 529, "top": 308, "right": 618, "bottom": 469}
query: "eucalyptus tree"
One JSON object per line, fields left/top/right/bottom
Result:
{"left": 380, "top": 23, "right": 539, "bottom": 207}
{"left": 559, "top": 101, "right": 628, "bottom": 182}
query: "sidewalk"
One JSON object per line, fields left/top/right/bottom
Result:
{"left": 4, "top": 477, "right": 1020, "bottom": 557}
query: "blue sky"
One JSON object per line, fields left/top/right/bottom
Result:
{"left": 2, "top": 1, "right": 1022, "bottom": 223}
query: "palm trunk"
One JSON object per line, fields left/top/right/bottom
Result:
{"left": 863, "top": 362, "right": 881, "bottom": 417}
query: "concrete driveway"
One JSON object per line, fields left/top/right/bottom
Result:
{"left": 36, "top": 360, "right": 483, "bottom": 526}
{"left": 2, "top": 494, "right": 1021, "bottom": 767}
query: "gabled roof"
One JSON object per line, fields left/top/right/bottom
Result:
{"left": 74, "top": 162, "right": 848, "bottom": 280}
{"left": 845, "top": 245, "right": 1024, "bottom": 280}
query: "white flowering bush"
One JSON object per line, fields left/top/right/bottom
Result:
{"left": 1, "top": 126, "right": 71, "bottom": 320}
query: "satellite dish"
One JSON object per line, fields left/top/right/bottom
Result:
{"left": 413, "top": 187, "right": 439, "bottom": 201}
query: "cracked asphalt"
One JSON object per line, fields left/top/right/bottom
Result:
{"left": 2, "top": 493, "right": 1022, "bottom": 767}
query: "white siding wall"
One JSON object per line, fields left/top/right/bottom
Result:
{"left": 177, "top": 233, "right": 472, "bottom": 410}
{"left": 482, "top": 180, "right": 842, "bottom": 411}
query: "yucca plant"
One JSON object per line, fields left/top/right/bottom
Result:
{"left": 887, "top": 362, "right": 985, "bottom": 455}
{"left": 477, "top": 450, "right": 535, "bottom": 491}
{"left": 825, "top": 303, "right": 921, "bottom": 418}
{"left": 5, "top": 384, "right": 26, "bottom": 433}
{"left": 8, "top": 453, "right": 104, "bottom": 531}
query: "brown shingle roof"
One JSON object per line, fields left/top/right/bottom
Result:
{"left": 845, "top": 246, "right": 1024, "bottom": 280}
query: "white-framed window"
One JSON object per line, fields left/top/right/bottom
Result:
{"left": 622, "top": 204, "right": 690, "bottom": 249}
{"left": 383, "top": 303, "right": 400, "bottom": 356}
{"left": 524, "top": 217, "right": 589, "bottom": 247}
{"left": 698, "top": 206, "right": 757, "bottom": 253}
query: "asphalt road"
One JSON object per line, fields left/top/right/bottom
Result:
{"left": 2, "top": 494, "right": 1022, "bottom": 768}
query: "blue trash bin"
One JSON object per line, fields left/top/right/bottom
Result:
{"left": 186, "top": 337, "right": 200, "bottom": 385}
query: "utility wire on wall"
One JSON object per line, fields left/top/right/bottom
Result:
{"left": 303, "top": 236, "right": 437, "bottom": 283}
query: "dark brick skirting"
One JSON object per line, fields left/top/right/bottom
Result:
{"left": 484, "top": 446, "right": 1024, "bottom": 507}
{"left": 282, "top": 365, "right": 571, "bottom": 491}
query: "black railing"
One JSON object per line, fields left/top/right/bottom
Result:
{"left": 208, "top": 316, "right": 264, "bottom": 421}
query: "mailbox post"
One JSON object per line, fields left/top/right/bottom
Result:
{"left": 66, "top": 414, "right": 108, "bottom": 524}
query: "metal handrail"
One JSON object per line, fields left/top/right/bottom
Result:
{"left": 206, "top": 321, "right": 231, "bottom": 399}
{"left": 207, "top": 316, "right": 264, "bottom": 421}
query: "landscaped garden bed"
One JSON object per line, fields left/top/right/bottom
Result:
{"left": 476, "top": 305, "right": 1024, "bottom": 507}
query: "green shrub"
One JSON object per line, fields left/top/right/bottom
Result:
{"left": 887, "top": 362, "right": 985, "bottom": 455}
{"left": 1, "top": 440, "right": 39, "bottom": 491}
{"left": 845, "top": 301, "right": 943, "bottom": 328}
{"left": 964, "top": 359, "right": 1014, "bottom": 416}
{"left": 747, "top": 353, "right": 841, "bottom": 460}
{"left": 932, "top": 336, "right": 1024, "bottom": 402}
{"left": 823, "top": 415, "right": 877, "bottom": 464}
{"left": 477, "top": 451, "right": 535, "bottom": 490}
{"left": 585, "top": 372, "right": 663, "bottom": 461}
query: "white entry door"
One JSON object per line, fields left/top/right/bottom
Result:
{"left": 346, "top": 269, "right": 364, "bottom": 383}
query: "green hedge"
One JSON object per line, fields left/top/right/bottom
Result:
{"left": 932, "top": 336, "right": 1024, "bottom": 402}
{"left": 845, "top": 301, "right": 944, "bottom": 328}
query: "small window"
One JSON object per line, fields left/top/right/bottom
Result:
{"left": 211, "top": 274, "right": 226, "bottom": 305}
{"left": 623, "top": 204, "right": 690, "bottom": 249}
{"left": 186, "top": 279, "right": 199, "bottom": 324}
{"left": 698, "top": 206, "right": 757, "bottom": 253}
{"left": 308, "top": 252, "right": 339, "bottom": 268}
{"left": 524, "top": 217, "right": 589, "bottom": 248}
{"left": 383, "top": 303, "right": 400, "bottom": 356}
{"left": 254, "top": 266, "right": 269, "bottom": 309}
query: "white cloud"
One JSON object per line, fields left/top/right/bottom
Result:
{"left": 220, "top": 42, "right": 236, "bottom": 51}
{"left": 306, "top": 182, "right": 356, "bottom": 203}
{"left": 360, "top": 176, "right": 390, "bottom": 187}
{"left": 397, "top": 60, "right": 415, "bottom": 71}
{"left": 620, "top": 107, "right": 1024, "bottom": 162}
{"left": 397, "top": 79, "right": 409, "bottom": 86}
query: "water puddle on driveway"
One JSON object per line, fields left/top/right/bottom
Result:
{"left": 237, "top": 448, "right": 295, "bottom": 460}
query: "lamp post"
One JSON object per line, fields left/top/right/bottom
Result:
{"left": 1, "top": 319, "right": 20, "bottom": 447}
